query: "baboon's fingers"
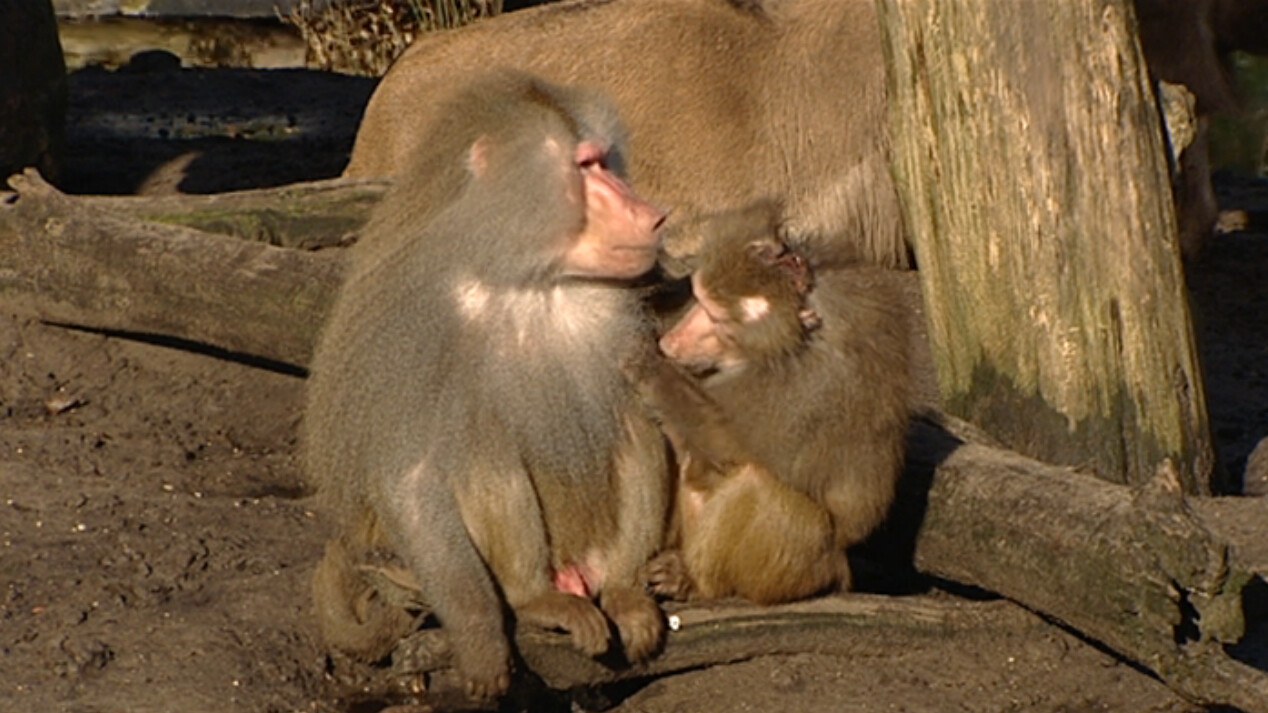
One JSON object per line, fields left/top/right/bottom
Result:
{"left": 516, "top": 590, "right": 611, "bottom": 658}
{"left": 601, "top": 586, "right": 665, "bottom": 662}
{"left": 640, "top": 550, "right": 694, "bottom": 602}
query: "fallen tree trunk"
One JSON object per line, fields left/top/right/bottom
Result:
{"left": 77, "top": 175, "right": 389, "bottom": 249}
{"left": 392, "top": 593, "right": 1047, "bottom": 710}
{"left": 901, "top": 418, "right": 1266, "bottom": 712}
{"left": 1, "top": 172, "right": 1263, "bottom": 709}
{"left": 0, "top": 169, "right": 345, "bottom": 367}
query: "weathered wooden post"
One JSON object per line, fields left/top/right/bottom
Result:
{"left": 876, "top": 0, "right": 1219, "bottom": 493}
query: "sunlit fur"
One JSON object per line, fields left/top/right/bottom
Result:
{"left": 344, "top": 0, "right": 910, "bottom": 271}
{"left": 305, "top": 70, "right": 668, "bottom": 699}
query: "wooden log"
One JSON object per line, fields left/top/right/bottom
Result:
{"left": 388, "top": 593, "right": 1047, "bottom": 709}
{"left": 77, "top": 176, "right": 388, "bottom": 249}
{"left": 901, "top": 417, "right": 1267, "bottom": 712}
{"left": 876, "top": 0, "right": 1218, "bottom": 493}
{"left": 0, "top": 169, "right": 343, "bottom": 368}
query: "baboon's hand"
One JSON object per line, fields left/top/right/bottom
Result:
{"left": 601, "top": 585, "right": 665, "bottom": 662}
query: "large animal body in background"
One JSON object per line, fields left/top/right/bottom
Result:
{"left": 348, "top": 0, "right": 1268, "bottom": 265}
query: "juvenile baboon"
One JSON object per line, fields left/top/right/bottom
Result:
{"left": 640, "top": 204, "right": 912, "bottom": 602}
{"left": 345, "top": 0, "right": 905, "bottom": 273}
{"left": 638, "top": 357, "right": 846, "bottom": 604}
{"left": 304, "top": 70, "right": 670, "bottom": 701}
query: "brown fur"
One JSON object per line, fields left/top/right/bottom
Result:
{"left": 681, "top": 464, "right": 841, "bottom": 603}
{"left": 310, "top": 536, "right": 419, "bottom": 662}
{"left": 640, "top": 204, "right": 911, "bottom": 603}
{"left": 345, "top": 0, "right": 905, "bottom": 272}
{"left": 348, "top": 0, "right": 1268, "bottom": 265}
{"left": 637, "top": 357, "right": 844, "bottom": 604}
{"left": 305, "top": 70, "right": 669, "bottom": 701}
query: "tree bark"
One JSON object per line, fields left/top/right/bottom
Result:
{"left": 0, "top": 169, "right": 344, "bottom": 368}
{"left": 900, "top": 417, "right": 1266, "bottom": 712}
{"left": 76, "top": 175, "right": 388, "bottom": 249}
{"left": 392, "top": 594, "right": 1048, "bottom": 709}
{"left": 876, "top": 0, "right": 1218, "bottom": 493}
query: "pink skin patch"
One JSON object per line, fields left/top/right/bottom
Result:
{"left": 660, "top": 279, "right": 744, "bottom": 374}
{"left": 575, "top": 140, "right": 606, "bottom": 167}
{"left": 562, "top": 141, "right": 665, "bottom": 280}
{"left": 552, "top": 562, "right": 596, "bottom": 599}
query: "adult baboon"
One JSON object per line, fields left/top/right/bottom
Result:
{"left": 305, "top": 70, "right": 670, "bottom": 701}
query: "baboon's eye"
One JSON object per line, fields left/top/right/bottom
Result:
{"left": 575, "top": 141, "right": 607, "bottom": 170}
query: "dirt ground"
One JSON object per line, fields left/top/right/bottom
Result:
{"left": 2, "top": 64, "right": 1267, "bottom": 713}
